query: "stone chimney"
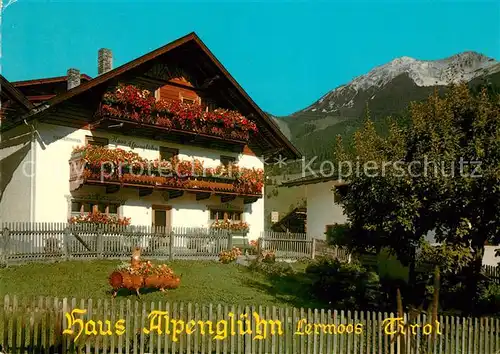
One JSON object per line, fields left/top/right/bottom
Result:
{"left": 98, "top": 48, "right": 113, "bottom": 75}
{"left": 67, "top": 68, "right": 81, "bottom": 90}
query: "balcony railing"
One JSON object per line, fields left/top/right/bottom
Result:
{"left": 69, "top": 145, "right": 264, "bottom": 202}
{"left": 94, "top": 84, "right": 258, "bottom": 144}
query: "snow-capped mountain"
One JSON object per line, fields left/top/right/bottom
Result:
{"left": 301, "top": 51, "right": 499, "bottom": 114}
{"left": 273, "top": 51, "right": 500, "bottom": 163}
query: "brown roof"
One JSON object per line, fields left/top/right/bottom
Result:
{"left": 11, "top": 74, "right": 92, "bottom": 87}
{"left": 16, "top": 32, "right": 301, "bottom": 159}
{"left": 0, "top": 74, "right": 34, "bottom": 111}
{"left": 282, "top": 174, "right": 348, "bottom": 187}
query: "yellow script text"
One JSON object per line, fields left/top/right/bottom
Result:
{"left": 143, "top": 311, "right": 283, "bottom": 342}
{"left": 295, "top": 319, "right": 364, "bottom": 335}
{"left": 382, "top": 318, "right": 442, "bottom": 336}
{"left": 62, "top": 308, "right": 126, "bottom": 342}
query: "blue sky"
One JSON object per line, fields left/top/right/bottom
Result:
{"left": 2, "top": 0, "right": 499, "bottom": 116}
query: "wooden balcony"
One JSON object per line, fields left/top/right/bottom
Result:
{"left": 90, "top": 113, "right": 249, "bottom": 152}
{"left": 90, "top": 83, "right": 258, "bottom": 150}
{"left": 69, "top": 154, "right": 262, "bottom": 204}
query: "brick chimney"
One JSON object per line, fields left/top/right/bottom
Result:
{"left": 98, "top": 48, "right": 113, "bottom": 75}
{"left": 67, "top": 68, "right": 81, "bottom": 90}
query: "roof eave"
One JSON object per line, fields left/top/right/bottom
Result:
{"left": 0, "top": 75, "right": 34, "bottom": 111}
{"left": 282, "top": 176, "right": 348, "bottom": 188}
{"left": 7, "top": 32, "right": 302, "bottom": 159}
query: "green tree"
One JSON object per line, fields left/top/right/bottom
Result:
{"left": 334, "top": 84, "right": 500, "bottom": 310}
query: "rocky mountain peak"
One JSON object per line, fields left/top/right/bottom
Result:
{"left": 301, "top": 51, "right": 498, "bottom": 114}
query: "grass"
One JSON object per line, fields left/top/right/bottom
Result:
{"left": 0, "top": 259, "right": 323, "bottom": 308}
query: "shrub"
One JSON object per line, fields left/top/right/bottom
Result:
{"left": 477, "top": 282, "right": 500, "bottom": 314}
{"left": 306, "top": 257, "right": 382, "bottom": 310}
{"left": 248, "top": 259, "right": 295, "bottom": 277}
{"left": 247, "top": 240, "right": 259, "bottom": 255}
{"left": 218, "top": 247, "right": 242, "bottom": 264}
{"left": 325, "top": 223, "right": 350, "bottom": 247}
{"left": 261, "top": 250, "right": 276, "bottom": 263}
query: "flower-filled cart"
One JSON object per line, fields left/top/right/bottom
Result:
{"left": 108, "top": 248, "right": 181, "bottom": 298}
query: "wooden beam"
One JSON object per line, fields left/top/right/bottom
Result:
{"left": 263, "top": 147, "right": 284, "bottom": 157}
{"left": 84, "top": 179, "right": 263, "bottom": 199}
{"left": 168, "top": 190, "right": 184, "bottom": 199}
{"left": 196, "top": 192, "right": 211, "bottom": 201}
{"left": 200, "top": 75, "right": 221, "bottom": 89}
{"left": 221, "top": 195, "right": 236, "bottom": 203}
{"left": 106, "top": 185, "right": 120, "bottom": 194}
{"left": 87, "top": 117, "right": 107, "bottom": 130}
{"left": 243, "top": 196, "right": 259, "bottom": 204}
{"left": 139, "top": 188, "right": 153, "bottom": 197}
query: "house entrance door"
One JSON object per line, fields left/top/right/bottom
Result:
{"left": 152, "top": 205, "right": 172, "bottom": 233}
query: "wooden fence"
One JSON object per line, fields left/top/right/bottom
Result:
{"left": 0, "top": 223, "right": 340, "bottom": 265}
{"left": 1, "top": 294, "right": 499, "bottom": 354}
{"left": 483, "top": 265, "right": 500, "bottom": 284}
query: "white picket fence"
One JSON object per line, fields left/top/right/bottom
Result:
{"left": 0, "top": 222, "right": 335, "bottom": 264}
{"left": 2, "top": 294, "right": 499, "bottom": 353}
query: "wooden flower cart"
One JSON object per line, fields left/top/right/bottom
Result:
{"left": 108, "top": 247, "right": 180, "bottom": 298}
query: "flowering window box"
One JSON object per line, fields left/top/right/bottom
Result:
{"left": 210, "top": 220, "right": 249, "bottom": 235}
{"left": 69, "top": 145, "right": 264, "bottom": 198}
{"left": 96, "top": 84, "right": 258, "bottom": 143}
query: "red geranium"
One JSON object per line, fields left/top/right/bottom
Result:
{"left": 69, "top": 211, "right": 131, "bottom": 226}
{"left": 99, "top": 84, "right": 258, "bottom": 141}
{"left": 71, "top": 145, "right": 264, "bottom": 195}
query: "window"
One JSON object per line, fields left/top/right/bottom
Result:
{"left": 180, "top": 93, "right": 200, "bottom": 105}
{"left": 159, "top": 147, "right": 179, "bottom": 161}
{"left": 220, "top": 155, "right": 236, "bottom": 167}
{"left": 182, "top": 97, "right": 196, "bottom": 105}
{"left": 71, "top": 201, "right": 120, "bottom": 216}
{"left": 85, "top": 136, "right": 108, "bottom": 147}
{"left": 210, "top": 209, "right": 243, "bottom": 221}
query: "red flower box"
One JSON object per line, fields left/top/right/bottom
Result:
{"left": 98, "top": 84, "right": 258, "bottom": 142}
{"left": 71, "top": 145, "right": 264, "bottom": 195}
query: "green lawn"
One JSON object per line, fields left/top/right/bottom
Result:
{"left": 0, "top": 260, "right": 322, "bottom": 308}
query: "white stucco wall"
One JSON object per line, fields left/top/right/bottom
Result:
{"left": 425, "top": 230, "right": 499, "bottom": 266}
{"left": 31, "top": 122, "right": 264, "bottom": 239}
{"left": 305, "top": 181, "right": 347, "bottom": 239}
{"left": 0, "top": 123, "right": 35, "bottom": 223}
{"left": 483, "top": 246, "right": 500, "bottom": 266}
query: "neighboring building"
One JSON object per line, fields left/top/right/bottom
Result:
{"left": 283, "top": 175, "right": 499, "bottom": 266}
{"left": 0, "top": 32, "right": 301, "bottom": 241}
{"left": 11, "top": 73, "right": 93, "bottom": 106}
{"left": 282, "top": 174, "right": 347, "bottom": 239}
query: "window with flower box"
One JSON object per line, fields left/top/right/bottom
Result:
{"left": 71, "top": 200, "right": 120, "bottom": 217}
{"left": 210, "top": 209, "right": 242, "bottom": 221}
{"left": 220, "top": 155, "right": 236, "bottom": 167}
